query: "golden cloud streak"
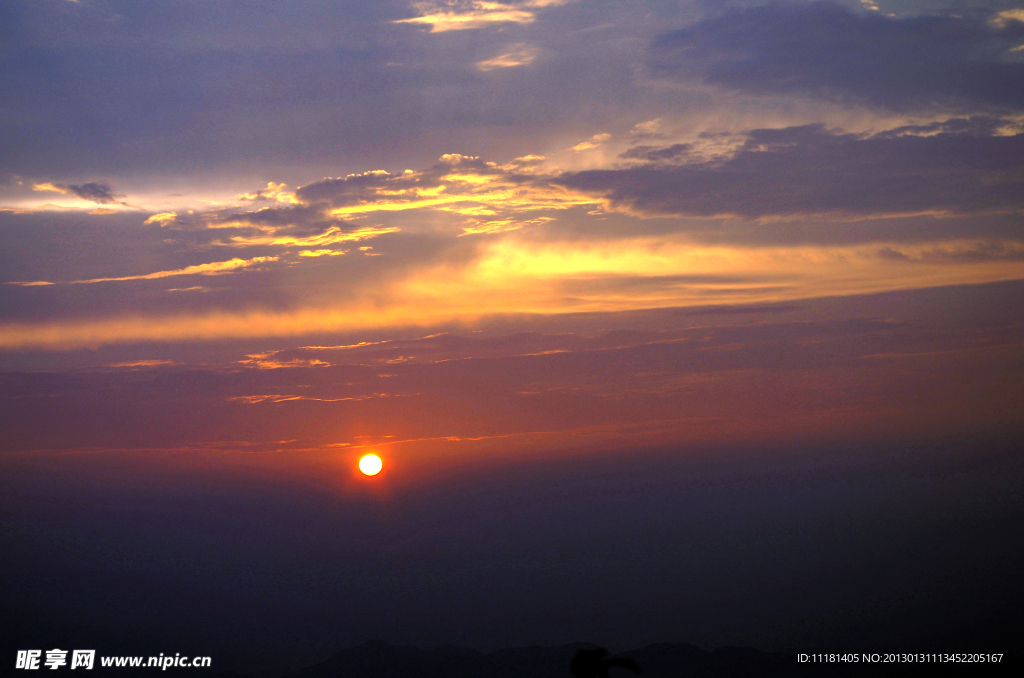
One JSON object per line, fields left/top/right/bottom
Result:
{"left": 0, "top": 306, "right": 458, "bottom": 351}
{"left": 227, "top": 225, "right": 399, "bottom": 247}
{"left": 106, "top": 359, "right": 178, "bottom": 368}
{"left": 32, "top": 182, "right": 69, "bottom": 194}
{"left": 5, "top": 256, "right": 278, "bottom": 286}
{"left": 3, "top": 237, "right": 1023, "bottom": 350}
{"left": 298, "top": 249, "right": 346, "bottom": 257}
{"left": 329, "top": 181, "right": 598, "bottom": 217}
{"left": 396, "top": 9, "right": 534, "bottom": 31}
{"left": 394, "top": 1, "right": 573, "bottom": 32}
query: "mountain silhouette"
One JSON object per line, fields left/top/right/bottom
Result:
{"left": 570, "top": 647, "right": 641, "bottom": 678}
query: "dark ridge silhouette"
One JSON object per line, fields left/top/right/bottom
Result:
{"left": 570, "top": 647, "right": 641, "bottom": 678}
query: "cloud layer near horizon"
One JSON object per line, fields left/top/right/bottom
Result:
{"left": 4, "top": 284, "right": 1023, "bottom": 454}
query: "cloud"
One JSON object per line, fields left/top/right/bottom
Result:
{"left": 227, "top": 394, "right": 396, "bottom": 403}
{"left": 144, "top": 212, "right": 178, "bottom": 225}
{"left": 559, "top": 119, "right": 1024, "bottom": 219}
{"left": 31, "top": 183, "right": 64, "bottom": 194}
{"left": 5, "top": 256, "right": 278, "bottom": 286}
{"left": 7, "top": 282, "right": 1022, "bottom": 454}
{"left": 992, "top": 9, "right": 1024, "bottom": 29}
{"left": 570, "top": 133, "right": 611, "bottom": 152}
{"left": 298, "top": 249, "right": 346, "bottom": 257}
{"left": 226, "top": 225, "right": 398, "bottom": 248}
{"left": 395, "top": 1, "right": 573, "bottom": 32}
{"left": 6, "top": 125, "right": 1024, "bottom": 352}
{"left": 1, "top": 229, "right": 1022, "bottom": 350}
{"left": 238, "top": 182, "right": 299, "bottom": 204}
{"left": 476, "top": 44, "right": 539, "bottom": 71}
{"left": 619, "top": 143, "right": 693, "bottom": 163}
{"left": 238, "top": 331, "right": 615, "bottom": 369}
{"left": 0, "top": 205, "right": 79, "bottom": 214}
{"left": 106, "top": 359, "right": 178, "bottom": 369}
{"left": 394, "top": 234, "right": 1024, "bottom": 317}
{"left": 153, "top": 197, "right": 401, "bottom": 250}
{"left": 294, "top": 155, "right": 598, "bottom": 231}
{"left": 630, "top": 118, "right": 663, "bottom": 137}
{"left": 460, "top": 215, "right": 554, "bottom": 235}
{"left": 33, "top": 181, "right": 129, "bottom": 205}
{"left": 84, "top": 154, "right": 577, "bottom": 289}
{"left": 232, "top": 315, "right": 1005, "bottom": 379}
{"left": 1, "top": 0, "right": 643, "bottom": 183}
{"left": 649, "top": 1, "right": 1024, "bottom": 113}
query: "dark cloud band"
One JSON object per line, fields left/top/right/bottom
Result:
{"left": 649, "top": 2, "right": 1024, "bottom": 113}
{"left": 559, "top": 120, "right": 1024, "bottom": 219}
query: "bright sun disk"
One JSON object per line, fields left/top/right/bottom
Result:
{"left": 358, "top": 454, "right": 383, "bottom": 476}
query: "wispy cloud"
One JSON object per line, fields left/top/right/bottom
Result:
{"left": 476, "top": 44, "right": 539, "bottom": 71}
{"left": 106, "top": 359, "right": 178, "bottom": 369}
{"left": 395, "top": 1, "right": 572, "bottom": 32}
{"left": 33, "top": 181, "right": 131, "bottom": 206}
{"left": 5, "top": 256, "right": 278, "bottom": 287}
{"left": 460, "top": 215, "right": 553, "bottom": 235}
{"left": 630, "top": 119, "right": 662, "bottom": 137}
{"left": 226, "top": 225, "right": 398, "bottom": 248}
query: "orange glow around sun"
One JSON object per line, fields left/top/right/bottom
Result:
{"left": 358, "top": 454, "right": 383, "bottom": 476}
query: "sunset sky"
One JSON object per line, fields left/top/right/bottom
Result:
{"left": 2, "top": 1, "right": 1024, "bottom": 675}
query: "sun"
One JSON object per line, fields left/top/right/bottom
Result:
{"left": 358, "top": 454, "right": 383, "bottom": 476}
